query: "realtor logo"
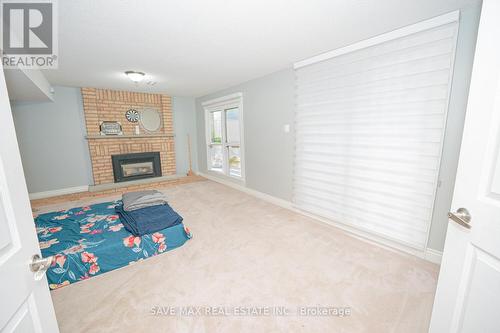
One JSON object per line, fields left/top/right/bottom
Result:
{"left": 1, "top": 0, "right": 58, "bottom": 68}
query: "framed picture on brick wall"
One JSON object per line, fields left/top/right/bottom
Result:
{"left": 100, "top": 121, "right": 123, "bottom": 135}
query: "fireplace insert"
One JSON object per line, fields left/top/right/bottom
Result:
{"left": 111, "top": 152, "right": 162, "bottom": 183}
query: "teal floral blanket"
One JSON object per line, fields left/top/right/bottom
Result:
{"left": 35, "top": 200, "right": 191, "bottom": 290}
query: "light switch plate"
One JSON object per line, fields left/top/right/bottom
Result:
{"left": 283, "top": 124, "right": 290, "bottom": 133}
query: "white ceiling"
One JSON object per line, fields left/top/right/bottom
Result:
{"left": 43, "top": 0, "right": 480, "bottom": 97}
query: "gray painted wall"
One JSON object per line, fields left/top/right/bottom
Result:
{"left": 427, "top": 5, "right": 481, "bottom": 251}
{"left": 11, "top": 87, "right": 199, "bottom": 193}
{"left": 173, "top": 96, "right": 198, "bottom": 175}
{"left": 196, "top": 69, "right": 295, "bottom": 201}
{"left": 195, "top": 4, "right": 481, "bottom": 252}
{"left": 11, "top": 86, "right": 93, "bottom": 193}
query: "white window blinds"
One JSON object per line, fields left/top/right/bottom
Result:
{"left": 293, "top": 14, "right": 459, "bottom": 249}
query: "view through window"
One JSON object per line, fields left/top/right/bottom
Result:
{"left": 204, "top": 94, "right": 243, "bottom": 179}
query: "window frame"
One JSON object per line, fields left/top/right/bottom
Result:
{"left": 203, "top": 93, "right": 245, "bottom": 182}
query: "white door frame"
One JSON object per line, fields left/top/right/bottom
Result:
{"left": 0, "top": 64, "right": 59, "bottom": 332}
{"left": 430, "top": 0, "right": 500, "bottom": 331}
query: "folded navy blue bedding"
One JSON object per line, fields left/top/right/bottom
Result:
{"left": 115, "top": 203, "right": 183, "bottom": 236}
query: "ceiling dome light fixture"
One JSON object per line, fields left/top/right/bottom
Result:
{"left": 125, "top": 70, "right": 145, "bottom": 83}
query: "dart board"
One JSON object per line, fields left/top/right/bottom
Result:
{"left": 125, "top": 109, "right": 140, "bottom": 122}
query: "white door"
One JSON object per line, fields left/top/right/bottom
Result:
{"left": 0, "top": 65, "right": 59, "bottom": 331}
{"left": 429, "top": 1, "right": 500, "bottom": 332}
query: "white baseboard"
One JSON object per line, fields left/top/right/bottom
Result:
{"left": 29, "top": 185, "right": 89, "bottom": 200}
{"left": 198, "top": 172, "right": 442, "bottom": 265}
{"left": 198, "top": 172, "right": 292, "bottom": 210}
{"left": 424, "top": 248, "right": 443, "bottom": 264}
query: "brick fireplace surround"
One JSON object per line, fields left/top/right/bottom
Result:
{"left": 81, "top": 88, "right": 176, "bottom": 186}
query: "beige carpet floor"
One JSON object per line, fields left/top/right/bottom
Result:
{"left": 44, "top": 180, "right": 439, "bottom": 333}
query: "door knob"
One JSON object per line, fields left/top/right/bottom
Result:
{"left": 30, "top": 254, "right": 53, "bottom": 280}
{"left": 448, "top": 208, "right": 471, "bottom": 229}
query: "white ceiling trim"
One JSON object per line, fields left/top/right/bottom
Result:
{"left": 294, "top": 10, "right": 460, "bottom": 69}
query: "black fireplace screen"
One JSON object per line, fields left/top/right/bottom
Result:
{"left": 111, "top": 152, "right": 162, "bottom": 183}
